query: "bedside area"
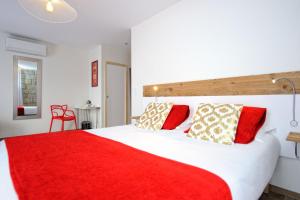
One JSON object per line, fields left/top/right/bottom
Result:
{"left": 287, "top": 132, "right": 300, "bottom": 159}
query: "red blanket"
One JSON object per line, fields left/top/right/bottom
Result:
{"left": 5, "top": 130, "right": 232, "bottom": 200}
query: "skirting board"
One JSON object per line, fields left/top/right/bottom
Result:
{"left": 143, "top": 71, "right": 300, "bottom": 97}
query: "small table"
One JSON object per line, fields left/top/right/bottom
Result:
{"left": 74, "top": 106, "right": 101, "bottom": 129}
{"left": 287, "top": 132, "right": 300, "bottom": 159}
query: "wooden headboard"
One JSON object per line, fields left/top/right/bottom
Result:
{"left": 143, "top": 71, "right": 300, "bottom": 97}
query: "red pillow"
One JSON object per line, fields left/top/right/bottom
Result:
{"left": 17, "top": 106, "right": 25, "bottom": 116}
{"left": 162, "top": 105, "right": 190, "bottom": 130}
{"left": 184, "top": 128, "right": 190, "bottom": 133}
{"left": 234, "top": 106, "right": 267, "bottom": 144}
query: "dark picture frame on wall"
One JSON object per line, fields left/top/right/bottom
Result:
{"left": 91, "top": 60, "right": 98, "bottom": 87}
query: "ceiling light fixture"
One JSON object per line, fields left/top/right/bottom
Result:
{"left": 46, "top": 0, "right": 54, "bottom": 13}
{"left": 18, "top": 0, "right": 77, "bottom": 23}
{"left": 153, "top": 86, "right": 159, "bottom": 102}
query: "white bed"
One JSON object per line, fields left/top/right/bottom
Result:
{"left": 0, "top": 125, "right": 280, "bottom": 200}
{"left": 24, "top": 106, "right": 37, "bottom": 115}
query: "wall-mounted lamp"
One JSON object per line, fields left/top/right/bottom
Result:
{"left": 153, "top": 86, "right": 158, "bottom": 102}
{"left": 272, "top": 78, "right": 298, "bottom": 127}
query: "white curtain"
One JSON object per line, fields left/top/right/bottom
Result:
{"left": 18, "top": 69, "right": 23, "bottom": 106}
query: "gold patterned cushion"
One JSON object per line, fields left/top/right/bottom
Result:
{"left": 136, "top": 102, "right": 173, "bottom": 131}
{"left": 187, "top": 103, "right": 243, "bottom": 145}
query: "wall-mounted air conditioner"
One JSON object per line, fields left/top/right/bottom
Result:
{"left": 5, "top": 37, "right": 47, "bottom": 57}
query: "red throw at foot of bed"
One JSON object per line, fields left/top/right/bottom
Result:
{"left": 5, "top": 130, "right": 232, "bottom": 200}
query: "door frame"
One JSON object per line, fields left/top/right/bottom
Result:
{"left": 104, "top": 61, "right": 129, "bottom": 127}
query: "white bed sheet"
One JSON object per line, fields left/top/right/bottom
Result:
{"left": 0, "top": 125, "right": 280, "bottom": 200}
{"left": 24, "top": 106, "right": 37, "bottom": 115}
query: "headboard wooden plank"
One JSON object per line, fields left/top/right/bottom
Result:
{"left": 143, "top": 71, "right": 300, "bottom": 97}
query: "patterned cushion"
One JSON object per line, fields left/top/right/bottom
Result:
{"left": 187, "top": 103, "right": 243, "bottom": 145}
{"left": 136, "top": 102, "right": 173, "bottom": 131}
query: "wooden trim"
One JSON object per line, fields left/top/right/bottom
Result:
{"left": 287, "top": 132, "right": 300, "bottom": 143}
{"left": 143, "top": 71, "right": 300, "bottom": 97}
{"left": 104, "top": 61, "right": 129, "bottom": 127}
{"left": 106, "top": 61, "right": 128, "bottom": 67}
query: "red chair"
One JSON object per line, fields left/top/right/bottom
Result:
{"left": 49, "top": 105, "right": 78, "bottom": 132}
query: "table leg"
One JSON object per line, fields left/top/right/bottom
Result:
{"left": 96, "top": 109, "right": 99, "bottom": 128}
{"left": 76, "top": 109, "right": 80, "bottom": 129}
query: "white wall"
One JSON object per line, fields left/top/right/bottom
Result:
{"left": 102, "top": 44, "right": 131, "bottom": 66}
{"left": 0, "top": 32, "right": 89, "bottom": 137}
{"left": 86, "top": 44, "right": 131, "bottom": 127}
{"left": 87, "top": 45, "right": 102, "bottom": 128}
{"left": 131, "top": 0, "right": 300, "bottom": 193}
{"left": 88, "top": 46, "right": 102, "bottom": 106}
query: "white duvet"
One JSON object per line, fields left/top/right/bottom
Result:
{"left": 24, "top": 106, "right": 38, "bottom": 115}
{"left": 0, "top": 125, "right": 280, "bottom": 200}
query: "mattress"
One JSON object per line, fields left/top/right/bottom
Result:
{"left": 24, "top": 106, "right": 38, "bottom": 115}
{"left": 0, "top": 125, "right": 280, "bottom": 200}
{"left": 17, "top": 106, "right": 38, "bottom": 116}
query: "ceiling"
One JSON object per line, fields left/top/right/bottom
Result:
{"left": 0, "top": 0, "right": 180, "bottom": 47}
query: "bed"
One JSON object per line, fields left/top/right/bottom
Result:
{"left": 0, "top": 125, "right": 280, "bottom": 200}
{"left": 17, "top": 106, "right": 38, "bottom": 116}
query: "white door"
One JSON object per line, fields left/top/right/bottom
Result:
{"left": 106, "top": 63, "right": 127, "bottom": 127}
